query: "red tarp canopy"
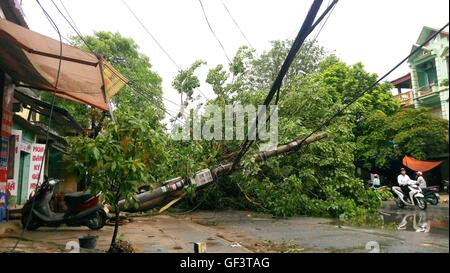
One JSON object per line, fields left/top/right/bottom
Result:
{"left": 402, "top": 155, "right": 443, "bottom": 172}
{"left": 0, "top": 18, "right": 108, "bottom": 111}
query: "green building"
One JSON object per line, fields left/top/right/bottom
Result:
{"left": 408, "top": 26, "right": 449, "bottom": 120}
{"left": 391, "top": 26, "right": 449, "bottom": 185}
{"left": 9, "top": 87, "right": 82, "bottom": 205}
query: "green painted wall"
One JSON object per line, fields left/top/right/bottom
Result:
{"left": 19, "top": 153, "right": 30, "bottom": 204}
{"left": 11, "top": 123, "right": 35, "bottom": 204}
{"left": 409, "top": 29, "right": 449, "bottom": 120}
{"left": 12, "top": 123, "right": 35, "bottom": 142}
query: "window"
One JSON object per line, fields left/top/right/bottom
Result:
{"left": 417, "top": 60, "right": 438, "bottom": 91}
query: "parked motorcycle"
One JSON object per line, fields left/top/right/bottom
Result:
{"left": 21, "top": 178, "right": 111, "bottom": 230}
{"left": 391, "top": 182, "right": 427, "bottom": 210}
{"left": 422, "top": 186, "right": 440, "bottom": 206}
{"left": 443, "top": 180, "right": 449, "bottom": 194}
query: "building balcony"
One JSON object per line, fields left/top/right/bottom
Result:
{"left": 417, "top": 83, "right": 440, "bottom": 97}
{"left": 394, "top": 91, "right": 414, "bottom": 107}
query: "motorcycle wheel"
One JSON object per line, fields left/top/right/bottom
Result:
{"left": 415, "top": 197, "right": 427, "bottom": 210}
{"left": 86, "top": 211, "right": 106, "bottom": 230}
{"left": 21, "top": 208, "right": 40, "bottom": 231}
{"left": 427, "top": 195, "right": 439, "bottom": 206}
{"left": 395, "top": 199, "right": 405, "bottom": 209}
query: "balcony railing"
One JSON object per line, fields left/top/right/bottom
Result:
{"left": 418, "top": 83, "right": 438, "bottom": 97}
{"left": 394, "top": 91, "right": 414, "bottom": 107}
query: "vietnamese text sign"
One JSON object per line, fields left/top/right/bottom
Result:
{"left": 28, "top": 144, "right": 45, "bottom": 194}
{"left": 7, "top": 130, "right": 22, "bottom": 196}
{"left": 20, "top": 140, "right": 32, "bottom": 153}
{"left": 0, "top": 73, "right": 14, "bottom": 191}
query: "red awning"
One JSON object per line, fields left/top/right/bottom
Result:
{"left": 0, "top": 18, "right": 108, "bottom": 111}
{"left": 402, "top": 155, "right": 443, "bottom": 172}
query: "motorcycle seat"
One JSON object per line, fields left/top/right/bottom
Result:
{"left": 64, "top": 192, "right": 93, "bottom": 205}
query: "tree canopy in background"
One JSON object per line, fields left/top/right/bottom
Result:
{"left": 356, "top": 108, "right": 449, "bottom": 172}
{"left": 56, "top": 33, "right": 448, "bottom": 219}
{"left": 42, "top": 31, "right": 165, "bottom": 133}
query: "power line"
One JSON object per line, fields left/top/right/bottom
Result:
{"left": 124, "top": 78, "right": 181, "bottom": 107}
{"left": 58, "top": 0, "right": 82, "bottom": 36}
{"left": 309, "top": 0, "right": 335, "bottom": 45}
{"left": 288, "top": 0, "right": 336, "bottom": 40}
{"left": 292, "top": 0, "right": 337, "bottom": 82}
{"left": 131, "top": 87, "right": 179, "bottom": 120}
{"left": 50, "top": 0, "right": 95, "bottom": 53}
{"left": 130, "top": 88, "right": 189, "bottom": 131}
{"left": 126, "top": 82, "right": 180, "bottom": 116}
{"left": 162, "top": 95, "right": 181, "bottom": 107}
{"left": 275, "top": 0, "right": 338, "bottom": 106}
{"left": 292, "top": 22, "right": 450, "bottom": 154}
{"left": 198, "top": 0, "right": 232, "bottom": 64}
{"left": 11, "top": 0, "right": 62, "bottom": 252}
{"left": 116, "top": 78, "right": 186, "bottom": 124}
{"left": 54, "top": 1, "right": 188, "bottom": 140}
{"left": 229, "top": 0, "right": 332, "bottom": 172}
{"left": 120, "top": 0, "right": 209, "bottom": 100}
{"left": 49, "top": 0, "right": 187, "bottom": 120}
{"left": 120, "top": 0, "right": 179, "bottom": 69}
{"left": 221, "top": 0, "right": 253, "bottom": 48}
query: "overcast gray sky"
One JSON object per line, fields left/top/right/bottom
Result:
{"left": 20, "top": 0, "right": 449, "bottom": 116}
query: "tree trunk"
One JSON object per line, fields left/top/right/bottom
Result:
{"left": 108, "top": 193, "right": 121, "bottom": 252}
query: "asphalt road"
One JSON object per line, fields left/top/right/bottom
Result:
{"left": 0, "top": 202, "right": 448, "bottom": 253}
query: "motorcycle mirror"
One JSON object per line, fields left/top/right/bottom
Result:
{"left": 49, "top": 179, "right": 58, "bottom": 186}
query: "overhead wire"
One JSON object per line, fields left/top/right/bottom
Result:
{"left": 10, "top": 0, "right": 63, "bottom": 252}
{"left": 217, "top": 0, "right": 332, "bottom": 210}
{"left": 50, "top": 0, "right": 95, "bottom": 53}
{"left": 58, "top": 0, "right": 83, "bottom": 39}
{"left": 291, "top": 22, "right": 450, "bottom": 154}
{"left": 120, "top": 0, "right": 179, "bottom": 69}
{"left": 49, "top": 0, "right": 186, "bottom": 123}
{"left": 275, "top": 0, "right": 337, "bottom": 105}
{"left": 119, "top": 0, "right": 209, "bottom": 101}
{"left": 220, "top": 0, "right": 253, "bottom": 49}
{"left": 229, "top": 0, "right": 335, "bottom": 172}
{"left": 198, "top": 0, "right": 232, "bottom": 64}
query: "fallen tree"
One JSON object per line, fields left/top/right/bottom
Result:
{"left": 119, "top": 132, "right": 328, "bottom": 212}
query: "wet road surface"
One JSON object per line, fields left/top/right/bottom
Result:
{"left": 0, "top": 202, "right": 448, "bottom": 253}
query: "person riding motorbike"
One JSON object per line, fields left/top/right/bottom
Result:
{"left": 415, "top": 171, "right": 427, "bottom": 189}
{"left": 397, "top": 168, "right": 416, "bottom": 203}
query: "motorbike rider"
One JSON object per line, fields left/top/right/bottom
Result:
{"left": 416, "top": 171, "right": 427, "bottom": 189}
{"left": 397, "top": 168, "right": 415, "bottom": 203}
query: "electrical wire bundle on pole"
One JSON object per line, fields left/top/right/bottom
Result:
{"left": 118, "top": 0, "right": 340, "bottom": 212}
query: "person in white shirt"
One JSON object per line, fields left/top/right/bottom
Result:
{"left": 416, "top": 171, "right": 427, "bottom": 189}
{"left": 372, "top": 174, "right": 381, "bottom": 188}
{"left": 397, "top": 168, "right": 414, "bottom": 203}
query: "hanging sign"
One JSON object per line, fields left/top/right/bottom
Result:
{"left": 27, "top": 143, "right": 46, "bottom": 195}
{"left": 6, "top": 130, "right": 21, "bottom": 195}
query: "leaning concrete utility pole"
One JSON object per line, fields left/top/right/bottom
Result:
{"left": 119, "top": 132, "right": 328, "bottom": 212}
